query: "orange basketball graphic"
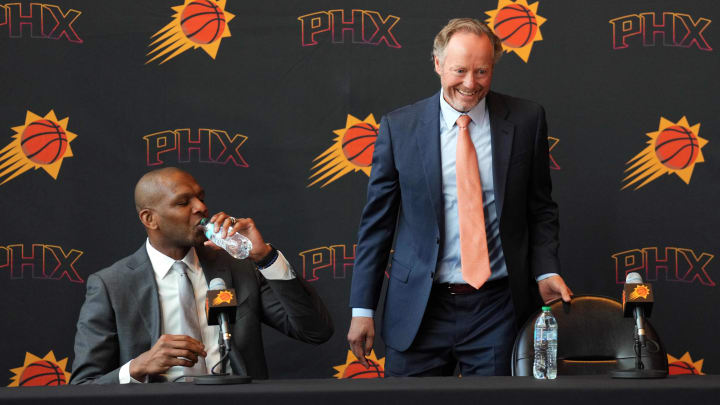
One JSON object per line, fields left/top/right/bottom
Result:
{"left": 493, "top": 4, "right": 538, "bottom": 48}
{"left": 181, "top": 0, "right": 226, "bottom": 44}
{"left": 341, "top": 122, "right": 378, "bottom": 167}
{"left": 654, "top": 125, "right": 699, "bottom": 170}
{"left": 20, "top": 119, "right": 68, "bottom": 165}
{"left": 342, "top": 358, "right": 384, "bottom": 379}
{"left": 18, "top": 360, "right": 67, "bottom": 386}
{"left": 668, "top": 361, "right": 701, "bottom": 375}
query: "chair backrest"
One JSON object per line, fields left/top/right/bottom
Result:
{"left": 511, "top": 295, "right": 668, "bottom": 376}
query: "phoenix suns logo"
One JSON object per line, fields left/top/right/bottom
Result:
{"left": 308, "top": 114, "right": 378, "bottom": 188}
{"left": 622, "top": 116, "right": 707, "bottom": 190}
{"left": 667, "top": 352, "right": 704, "bottom": 375}
{"left": 0, "top": 110, "right": 77, "bottom": 186}
{"left": 8, "top": 351, "right": 71, "bottom": 386}
{"left": 485, "top": 0, "right": 546, "bottom": 62}
{"left": 333, "top": 350, "right": 385, "bottom": 379}
{"left": 147, "top": 0, "right": 235, "bottom": 65}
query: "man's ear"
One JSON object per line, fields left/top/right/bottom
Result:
{"left": 434, "top": 55, "right": 442, "bottom": 75}
{"left": 139, "top": 208, "right": 158, "bottom": 230}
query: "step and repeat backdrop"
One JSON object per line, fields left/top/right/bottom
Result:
{"left": 1, "top": 0, "right": 717, "bottom": 385}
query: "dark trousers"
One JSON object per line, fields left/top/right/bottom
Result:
{"left": 385, "top": 278, "right": 516, "bottom": 377}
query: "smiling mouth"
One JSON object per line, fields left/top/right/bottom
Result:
{"left": 456, "top": 88, "right": 479, "bottom": 96}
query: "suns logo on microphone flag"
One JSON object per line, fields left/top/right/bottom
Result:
{"left": 8, "top": 351, "right": 71, "bottom": 387}
{"left": 485, "top": 0, "right": 546, "bottom": 63}
{"left": 146, "top": 0, "right": 235, "bottom": 65}
{"left": 333, "top": 350, "right": 385, "bottom": 379}
{"left": 667, "top": 352, "right": 705, "bottom": 375}
{"left": 213, "top": 290, "right": 234, "bottom": 305}
{"left": 0, "top": 110, "right": 77, "bottom": 186}
{"left": 629, "top": 284, "right": 650, "bottom": 300}
{"left": 622, "top": 116, "right": 707, "bottom": 190}
{"left": 308, "top": 114, "right": 379, "bottom": 188}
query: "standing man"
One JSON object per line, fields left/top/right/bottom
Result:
{"left": 71, "top": 167, "right": 333, "bottom": 384}
{"left": 347, "top": 18, "right": 572, "bottom": 376}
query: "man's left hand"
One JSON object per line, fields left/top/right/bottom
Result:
{"left": 537, "top": 275, "right": 573, "bottom": 304}
{"left": 205, "top": 212, "right": 272, "bottom": 262}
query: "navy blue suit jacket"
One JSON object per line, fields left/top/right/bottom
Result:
{"left": 350, "top": 91, "right": 559, "bottom": 351}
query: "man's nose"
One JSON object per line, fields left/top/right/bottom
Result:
{"left": 463, "top": 73, "right": 476, "bottom": 88}
{"left": 193, "top": 199, "right": 208, "bottom": 217}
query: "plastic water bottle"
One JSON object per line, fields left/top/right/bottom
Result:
{"left": 200, "top": 218, "right": 252, "bottom": 259}
{"left": 533, "top": 306, "right": 558, "bottom": 379}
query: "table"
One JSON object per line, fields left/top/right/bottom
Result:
{"left": 1, "top": 375, "right": 717, "bottom": 405}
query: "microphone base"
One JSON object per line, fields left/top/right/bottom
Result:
{"left": 192, "top": 374, "right": 252, "bottom": 385}
{"left": 610, "top": 368, "right": 667, "bottom": 379}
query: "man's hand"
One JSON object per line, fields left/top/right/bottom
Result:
{"left": 129, "top": 335, "right": 206, "bottom": 381}
{"left": 347, "top": 317, "right": 375, "bottom": 368}
{"left": 538, "top": 275, "right": 573, "bottom": 304}
{"left": 204, "top": 212, "right": 272, "bottom": 262}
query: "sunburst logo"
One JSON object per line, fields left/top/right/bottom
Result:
{"left": 0, "top": 110, "right": 77, "bottom": 186}
{"left": 485, "top": 0, "right": 546, "bottom": 62}
{"left": 629, "top": 284, "right": 650, "bottom": 300}
{"left": 213, "top": 289, "right": 234, "bottom": 305}
{"left": 308, "top": 114, "right": 379, "bottom": 188}
{"left": 668, "top": 352, "right": 704, "bottom": 375}
{"left": 8, "top": 351, "right": 71, "bottom": 387}
{"left": 622, "top": 116, "right": 707, "bottom": 190}
{"left": 333, "top": 350, "right": 385, "bottom": 379}
{"left": 147, "top": 0, "right": 235, "bottom": 65}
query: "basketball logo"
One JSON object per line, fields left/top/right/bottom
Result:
{"left": 341, "top": 123, "right": 378, "bottom": 167}
{"left": 622, "top": 116, "right": 707, "bottom": 190}
{"left": 308, "top": 114, "right": 379, "bottom": 188}
{"left": 333, "top": 350, "right": 386, "bottom": 379}
{"left": 486, "top": 0, "right": 547, "bottom": 62}
{"left": 667, "top": 352, "right": 704, "bottom": 376}
{"left": 20, "top": 119, "right": 68, "bottom": 165}
{"left": 147, "top": 0, "right": 235, "bottom": 65}
{"left": 654, "top": 125, "right": 699, "bottom": 170}
{"left": 341, "top": 358, "right": 384, "bottom": 379}
{"left": 0, "top": 110, "right": 78, "bottom": 186}
{"left": 181, "top": 0, "right": 226, "bottom": 44}
{"left": 493, "top": 4, "right": 538, "bottom": 48}
{"left": 8, "top": 351, "right": 72, "bottom": 387}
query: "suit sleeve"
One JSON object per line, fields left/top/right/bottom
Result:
{"left": 527, "top": 105, "right": 561, "bottom": 278}
{"left": 258, "top": 262, "right": 334, "bottom": 344}
{"left": 69, "top": 274, "right": 122, "bottom": 384}
{"left": 349, "top": 115, "right": 401, "bottom": 310}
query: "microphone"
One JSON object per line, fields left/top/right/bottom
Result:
{"left": 622, "top": 272, "right": 654, "bottom": 346}
{"left": 206, "top": 278, "right": 238, "bottom": 353}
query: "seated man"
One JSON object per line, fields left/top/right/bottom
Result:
{"left": 70, "top": 167, "right": 333, "bottom": 384}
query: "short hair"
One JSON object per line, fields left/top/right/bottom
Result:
{"left": 432, "top": 18, "right": 503, "bottom": 64}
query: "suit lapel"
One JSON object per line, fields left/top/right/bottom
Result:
{"left": 126, "top": 245, "right": 161, "bottom": 343}
{"left": 197, "top": 247, "right": 250, "bottom": 306}
{"left": 414, "top": 93, "right": 443, "bottom": 230}
{"left": 487, "top": 92, "right": 514, "bottom": 219}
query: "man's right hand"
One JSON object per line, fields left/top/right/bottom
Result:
{"left": 129, "top": 335, "right": 206, "bottom": 381}
{"left": 347, "top": 317, "right": 375, "bottom": 368}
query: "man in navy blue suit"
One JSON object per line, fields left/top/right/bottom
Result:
{"left": 347, "top": 18, "right": 573, "bottom": 376}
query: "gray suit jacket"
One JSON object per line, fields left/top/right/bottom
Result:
{"left": 70, "top": 244, "right": 333, "bottom": 384}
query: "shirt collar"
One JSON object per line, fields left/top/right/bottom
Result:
{"left": 145, "top": 238, "right": 201, "bottom": 280}
{"left": 439, "top": 88, "right": 487, "bottom": 130}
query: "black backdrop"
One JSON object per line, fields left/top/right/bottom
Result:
{"left": 1, "top": 0, "right": 717, "bottom": 384}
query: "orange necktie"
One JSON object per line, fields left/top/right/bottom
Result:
{"left": 455, "top": 115, "right": 491, "bottom": 289}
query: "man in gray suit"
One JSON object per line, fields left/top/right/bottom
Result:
{"left": 70, "top": 167, "right": 333, "bottom": 384}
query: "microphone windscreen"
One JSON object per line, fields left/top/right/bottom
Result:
{"left": 626, "top": 272, "right": 643, "bottom": 284}
{"left": 209, "top": 277, "right": 227, "bottom": 291}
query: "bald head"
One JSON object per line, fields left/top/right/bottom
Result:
{"left": 134, "top": 167, "right": 188, "bottom": 214}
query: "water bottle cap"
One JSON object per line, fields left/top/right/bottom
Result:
{"left": 199, "top": 218, "right": 209, "bottom": 226}
{"left": 542, "top": 306, "right": 551, "bottom": 311}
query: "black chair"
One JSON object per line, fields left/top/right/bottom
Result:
{"left": 511, "top": 295, "right": 668, "bottom": 376}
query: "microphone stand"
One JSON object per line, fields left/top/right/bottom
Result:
{"left": 193, "top": 338, "right": 252, "bottom": 385}
{"left": 611, "top": 325, "right": 666, "bottom": 379}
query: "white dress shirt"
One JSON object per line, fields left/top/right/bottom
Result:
{"left": 119, "top": 238, "right": 294, "bottom": 383}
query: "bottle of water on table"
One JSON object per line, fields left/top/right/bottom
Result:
{"left": 533, "top": 305, "right": 557, "bottom": 379}
{"left": 200, "top": 218, "right": 252, "bottom": 259}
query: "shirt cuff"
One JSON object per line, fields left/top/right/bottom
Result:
{"left": 536, "top": 273, "right": 558, "bottom": 282}
{"left": 258, "top": 250, "right": 295, "bottom": 280}
{"left": 352, "top": 308, "right": 375, "bottom": 318}
{"left": 120, "top": 360, "right": 146, "bottom": 384}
